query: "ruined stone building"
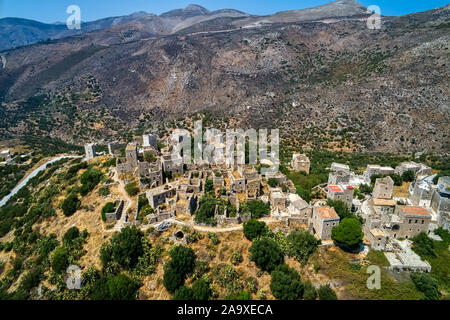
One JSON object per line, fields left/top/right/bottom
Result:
{"left": 269, "top": 187, "right": 286, "bottom": 210}
{"left": 161, "top": 154, "right": 183, "bottom": 176}
{"left": 143, "top": 134, "right": 157, "bottom": 149}
{"left": 326, "top": 185, "right": 354, "bottom": 208}
{"left": 311, "top": 207, "right": 340, "bottom": 240}
{"left": 367, "top": 228, "right": 389, "bottom": 251}
{"left": 291, "top": 154, "right": 310, "bottom": 174}
{"left": 108, "top": 142, "right": 127, "bottom": 156}
{"left": 286, "top": 193, "right": 312, "bottom": 222}
{"left": 138, "top": 161, "right": 163, "bottom": 189}
{"left": 125, "top": 143, "right": 139, "bottom": 167}
{"left": 328, "top": 163, "right": 351, "bottom": 185}
{"left": 409, "top": 176, "right": 434, "bottom": 207}
{"left": 84, "top": 143, "right": 96, "bottom": 160}
{"left": 229, "top": 170, "right": 245, "bottom": 193}
{"left": 431, "top": 176, "right": 450, "bottom": 230}
{"left": 363, "top": 165, "right": 395, "bottom": 183}
{"left": 373, "top": 176, "right": 394, "bottom": 199}
{"left": 146, "top": 185, "right": 177, "bottom": 209}
{"left": 390, "top": 206, "right": 432, "bottom": 239}
{"left": 395, "top": 161, "right": 432, "bottom": 177}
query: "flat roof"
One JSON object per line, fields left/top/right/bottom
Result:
{"left": 315, "top": 207, "right": 339, "bottom": 220}
{"left": 372, "top": 198, "right": 397, "bottom": 206}
{"left": 398, "top": 206, "right": 431, "bottom": 217}
{"left": 232, "top": 171, "right": 242, "bottom": 179}
{"left": 370, "top": 228, "right": 386, "bottom": 237}
{"left": 126, "top": 143, "right": 137, "bottom": 151}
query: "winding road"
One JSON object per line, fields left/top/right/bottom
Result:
{"left": 0, "top": 155, "right": 82, "bottom": 207}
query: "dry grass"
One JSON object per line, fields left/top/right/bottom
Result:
{"left": 392, "top": 182, "right": 411, "bottom": 198}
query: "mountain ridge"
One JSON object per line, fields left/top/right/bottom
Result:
{"left": 0, "top": 2, "right": 448, "bottom": 153}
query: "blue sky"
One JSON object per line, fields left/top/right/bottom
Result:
{"left": 0, "top": 0, "right": 448, "bottom": 23}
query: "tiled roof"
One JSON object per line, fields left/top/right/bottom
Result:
{"left": 315, "top": 207, "right": 339, "bottom": 220}
{"left": 398, "top": 206, "right": 431, "bottom": 217}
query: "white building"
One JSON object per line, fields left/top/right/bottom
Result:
{"left": 84, "top": 143, "right": 96, "bottom": 160}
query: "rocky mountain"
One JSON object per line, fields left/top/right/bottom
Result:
{"left": 0, "top": 1, "right": 448, "bottom": 153}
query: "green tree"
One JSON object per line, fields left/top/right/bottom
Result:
{"left": 101, "top": 202, "right": 115, "bottom": 222}
{"left": 168, "top": 245, "right": 196, "bottom": 275}
{"left": 80, "top": 168, "right": 104, "bottom": 196}
{"left": 410, "top": 272, "right": 440, "bottom": 300}
{"left": 331, "top": 218, "right": 363, "bottom": 250}
{"left": 243, "top": 219, "right": 268, "bottom": 241}
{"left": 270, "top": 264, "right": 304, "bottom": 300}
{"left": 125, "top": 182, "right": 140, "bottom": 196}
{"left": 194, "top": 196, "right": 217, "bottom": 226}
{"left": 303, "top": 280, "right": 317, "bottom": 300}
{"left": 61, "top": 193, "right": 80, "bottom": 217}
{"left": 51, "top": 246, "right": 69, "bottom": 274}
{"left": 107, "top": 226, "right": 144, "bottom": 269}
{"left": 412, "top": 233, "right": 436, "bottom": 258}
{"left": 402, "top": 170, "right": 415, "bottom": 182}
{"left": 268, "top": 178, "right": 278, "bottom": 187}
{"left": 241, "top": 200, "right": 270, "bottom": 219}
{"left": 163, "top": 265, "right": 185, "bottom": 293}
{"left": 326, "top": 199, "right": 352, "bottom": 218}
{"left": 173, "top": 285, "right": 194, "bottom": 300}
{"left": 318, "top": 284, "right": 337, "bottom": 300}
{"left": 107, "top": 273, "right": 140, "bottom": 300}
{"left": 62, "top": 226, "right": 80, "bottom": 246}
{"left": 192, "top": 279, "right": 211, "bottom": 300}
{"left": 249, "top": 237, "right": 284, "bottom": 272}
{"left": 286, "top": 230, "right": 320, "bottom": 263}
{"left": 205, "top": 179, "right": 214, "bottom": 193}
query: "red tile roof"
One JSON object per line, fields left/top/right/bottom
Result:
{"left": 330, "top": 186, "right": 343, "bottom": 193}
{"left": 316, "top": 207, "right": 340, "bottom": 220}
{"left": 398, "top": 206, "right": 431, "bottom": 217}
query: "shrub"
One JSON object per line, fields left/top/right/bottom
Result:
{"left": 237, "top": 291, "right": 252, "bottom": 300}
{"left": 410, "top": 272, "right": 440, "bottom": 300}
{"left": 402, "top": 170, "right": 415, "bottom": 182}
{"left": 241, "top": 200, "right": 270, "bottom": 219}
{"left": 98, "top": 187, "right": 110, "bottom": 196}
{"left": 192, "top": 279, "right": 211, "bottom": 300}
{"left": 231, "top": 250, "right": 243, "bottom": 266}
{"left": 412, "top": 233, "right": 436, "bottom": 258}
{"left": 303, "top": 280, "right": 317, "bottom": 300}
{"left": 80, "top": 168, "right": 103, "bottom": 196}
{"left": 194, "top": 197, "right": 217, "bottom": 226}
{"left": 61, "top": 193, "right": 80, "bottom": 217}
{"left": 318, "top": 285, "right": 337, "bottom": 300}
{"left": 205, "top": 179, "right": 214, "bottom": 193}
{"left": 243, "top": 219, "right": 268, "bottom": 241}
{"left": 62, "top": 227, "right": 80, "bottom": 245}
{"left": 125, "top": 182, "right": 140, "bottom": 196}
{"left": 51, "top": 246, "right": 69, "bottom": 274}
{"left": 168, "top": 245, "right": 196, "bottom": 275}
{"left": 107, "top": 273, "right": 140, "bottom": 300}
{"left": 164, "top": 265, "right": 185, "bottom": 293}
{"left": 208, "top": 232, "right": 220, "bottom": 245}
{"left": 20, "top": 268, "right": 43, "bottom": 291}
{"left": 270, "top": 264, "right": 304, "bottom": 300}
{"left": 102, "top": 226, "right": 144, "bottom": 270}
{"left": 101, "top": 202, "right": 115, "bottom": 222}
{"left": 268, "top": 178, "right": 278, "bottom": 187}
{"left": 173, "top": 285, "right": 194, "bottom": 300}
{"left": 286, "top": 230, "right": 320, "bottom": 263}
{"left": 249, "top": 237, "right": 284, "bottom": 272}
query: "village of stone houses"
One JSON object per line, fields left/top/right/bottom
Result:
{"left": 0, "top": 125, "right": 449, "bottom": 301}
